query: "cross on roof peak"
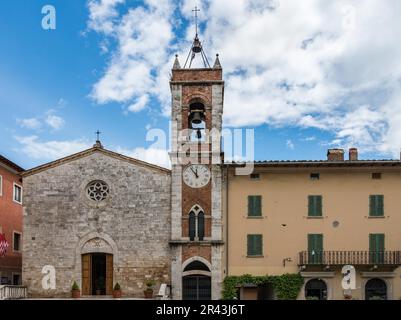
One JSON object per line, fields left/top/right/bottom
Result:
{"left": 93, "top": 130, "right": 103, "bottom": 148}
{"left": 95, "top": 130, "right": 101, "bottom": 141}
{"left": 192, "top": 6, "right": 200, "bottom": 35}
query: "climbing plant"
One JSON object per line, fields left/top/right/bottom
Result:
{"left": 222, "top": 273, "right": 304, "bottom": 300}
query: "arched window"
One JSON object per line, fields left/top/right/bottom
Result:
{"left": 188, "top": 205, "right": 205, "bottom": 241}
{"left": 305, "top": 279, "right": 327, "bottom": 300}
{"left": 188, "top": 102, "right": 206, "bottom": 141}
{"left": 197, "top": 211, "right": 205, "bottom": 241}
{"left": 365, "top": 278, "right": 387, "bottom": 300}
{"left": 189, "top": 212, "right": 196, "bottom": 241}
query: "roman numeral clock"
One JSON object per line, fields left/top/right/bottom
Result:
{"left": 183, "top": 164, "right": 211, "bottom": 189}
{"left": 169, "top": 26, "right": 225, "bottom": 300}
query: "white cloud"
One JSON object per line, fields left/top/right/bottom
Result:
{"left": 88, "top": 0, "right": 174, "bottom": 114}
{"left": 46, "top": 114, "right": 65, "bottom": 130}
{"left": 17, "top": 118, "right": 42, "bottom": 130}
{"left": 88, "top": 0, "right": 401, "bottom": 158}
{"left": 15, "top": 136, "right": 91, "bottom": 160}
{"left": 128, "top": 94, "right": 149, "bottom": 112}
{"left": 87, "top": 0, "right": 125, "bottom": 34}
{"left": 115, "top": 146, "right": 170, "bottom": 168}
{"left": 286, "top": 139, "right": 295, "bottom": 150}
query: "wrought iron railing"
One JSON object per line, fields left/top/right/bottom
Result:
{"left": 299, "top": 251, "right": 401, "bottom": 265}
{"left": 0, "top": 285, "right": 27, "bottom": 300}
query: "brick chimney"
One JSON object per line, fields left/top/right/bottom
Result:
{"left": 349, "top": 148, "right": 358, "bottom": 161}
{"left": 327, "top": 149, "right": 344, "bottom": 161}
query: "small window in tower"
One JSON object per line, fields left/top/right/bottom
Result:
{"left": 372, "top": 173, "right": 382, "bottom": 180}
{"left": 310, "top": 173, "right": 320, "bottom": 180}
{"left": 250, "top": 174, "right": 260, "bottom": 180}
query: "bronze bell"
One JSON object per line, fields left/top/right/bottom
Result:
{"left": 191, "top": 111, "right": 203, "bottom": 125}
{"left": 192, "top": 38, "right": 202, "bottom": 53}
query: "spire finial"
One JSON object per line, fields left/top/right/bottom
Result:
{"left": 94, "top": 130, "right": 103, "bottom": 148}
{"left": 213, "top": 53, "right": 222, "bottom": 69}
{"left": 192, "top": 6, "right": 200, "bottom": 36}
{"left": 173, "top": 54, "right": 181, "bottom": 69}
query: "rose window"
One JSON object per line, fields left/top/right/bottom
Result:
{"left": 86, "top": 181, "right": 110, "bottom": 202}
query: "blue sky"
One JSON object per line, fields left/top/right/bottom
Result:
{"left": 1, "top": 0, "right": 401, "bottom": 169}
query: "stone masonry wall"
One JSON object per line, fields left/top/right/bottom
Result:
{"left": 22, "top": 151, "right": 171, "bottom": 297}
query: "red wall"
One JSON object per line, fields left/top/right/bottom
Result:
{"left": 0, "top": 165, "right": 23, "bottom": 284}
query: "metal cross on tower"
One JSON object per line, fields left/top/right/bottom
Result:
{"left": 183, "top": 6, "right": 211, "bottom": 68}
{"left": 192, "top": 6, "right": 200, "bottom": 36}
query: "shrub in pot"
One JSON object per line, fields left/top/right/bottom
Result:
{"left": 144, "top": 279, "right": 155, "bottom": 299}
{"left": 71, "top": 281, "right": 80, "bottom": 299}
{"left": 113, "top": 283, "right": 122, "bottom": 298}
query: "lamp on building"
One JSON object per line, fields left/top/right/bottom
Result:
{"left": 283, "top": 257, "right": 292, "bottom": 267}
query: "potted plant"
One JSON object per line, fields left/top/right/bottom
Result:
{"left": 113, "top": 282, "right": 122, "bottom": 298}
{"left": 144, "top": 279, "right": 155, "bottom": 299}
{"left": 71, "top": 281, "right": 80, "bottom": 299}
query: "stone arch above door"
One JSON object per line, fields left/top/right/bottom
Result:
{"left": 81, "top": 237, "right": 113, "bottom": 254}
{"left": 74, "top": 231, "right": 119, "bottom": 267}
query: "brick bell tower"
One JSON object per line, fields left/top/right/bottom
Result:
{"left": 169, "top": 16, "right": 224, "bottom": 300}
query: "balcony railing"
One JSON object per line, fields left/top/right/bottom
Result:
{"left": 0, "top": 285, "right": 27, "bottom": 300}
{"left": 299, "top": 251, "right": 401, "bottom": 266}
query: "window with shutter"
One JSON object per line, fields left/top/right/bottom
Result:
{"left": 369, "top": 234, "right": 385, "bottom": 264}
{"left": 248, "top": 195, "right": 262, "bottom": 217}
{"left": 308, "top": 195, "right": 322, "bottom": 217}
{"left": 369, "top": 195, "right": 384, "bottom": 217}
{"left": 247, "top": 234, "right": 263, "bottom": 256}
{"left": 308, "top": 234, "right": 323, "bottom": 264}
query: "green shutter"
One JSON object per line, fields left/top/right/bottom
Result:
{"left": 369, "top": 234, "right": 385, "bottom": 263}
{"left": 255, "top": 196, "right": 261, "bottom": 216}
{"left": 247, "top": 234, "right": 263, "bottom": 256}
{"left": 377, "top": 195, "right": 384, "bottom": 216}
{"left": 316, "top": 196, "right": 322, "bottom": 216}
{"left": 248, "top": 196, "right": 262, "bottom": 217}
{"left": 308, "top": 234, "right": 323, "bottom": 264}
{"left": 370, "top": 195, "right": 384, "bottom": 217}
{"left": 308, "top": 195, "right": 322, "bottom": 217}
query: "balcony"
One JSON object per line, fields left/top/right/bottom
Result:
{"left": 299, "top": 251, "right": 401, "bottom": 270}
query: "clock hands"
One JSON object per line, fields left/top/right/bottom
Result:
{"left": 190, "top": 167, "right": 199, "bottom": 178}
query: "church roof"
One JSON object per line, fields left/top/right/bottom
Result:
{"left": 21, "top": 145, "right": 171, "bottom": 177}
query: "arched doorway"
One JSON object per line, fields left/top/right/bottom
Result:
{"left": 82, "top": 253, "right": 113, "bottom": 295}
{"left": 305, "top": 279, "right": 327, "bottom": 300}
{"left": 79, "top": 236, "right": 115, "bottom": 296}
{"left": 365, "top": 278, "right": 387, "bottom": 300}
{"left": 182, "top": 260, "right": 211, "bottom": 300}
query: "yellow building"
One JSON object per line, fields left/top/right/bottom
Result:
{"left": 224, "top": 148, "right": 401, "bottom": 300}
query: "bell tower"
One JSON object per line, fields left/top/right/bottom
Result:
{"left": 169, "top": 9, "right": 224, "bottom": 300}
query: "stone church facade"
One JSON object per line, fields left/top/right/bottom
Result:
{"left": 22, "top": 147, "right": 171, "bottom": 297}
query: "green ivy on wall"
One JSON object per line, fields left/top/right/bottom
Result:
{"left": 222, "top": 273, "right": 304, "bottom": 300}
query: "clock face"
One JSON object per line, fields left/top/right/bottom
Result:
{"left": 183, "top": 165, "right": 211, "bottom": 188}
